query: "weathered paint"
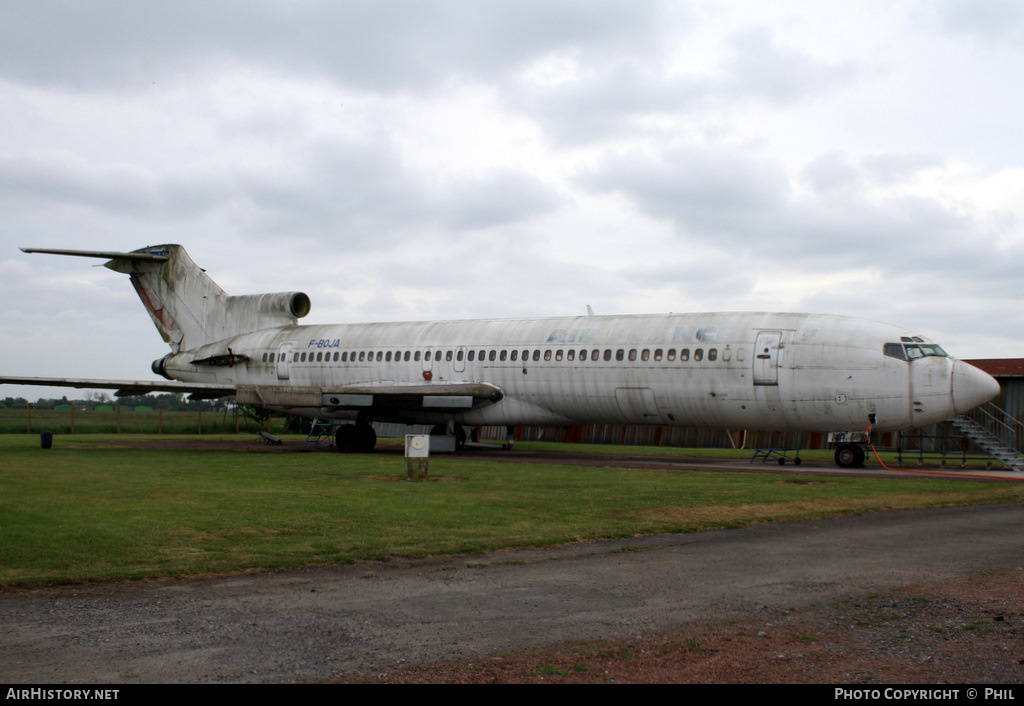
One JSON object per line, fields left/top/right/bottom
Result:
{"left": 7, "top": 245, "right": 1001, "bottom": 439}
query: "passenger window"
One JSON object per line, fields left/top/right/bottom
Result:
{"left": 628, "top": 349, "right": 637, "bottom": 361}
{"left": 694, "top": 349, "right": 704, "bottom": 362}
{"left": 567, "top": 350, "right": 575, "bottom": 361}
{"left": 511, "top": 350, "right": 519, "bottom": 362}
{"left": 652, "top": 349, "right": 660, "bottom": 361}
{"left": 604, "top": 349, "right": 612, "bottom": 361}
{"left": 667, "top": 349, "right": 675, "bottom": 361}
{"left": 316, "top": 352, "right": 322, "bottom": 362}
{"left": 489, "top": 350, "right": 497, "bottom": 361}
{"left": 414, "top": 351, "right": 421, "bottom": 362}
{"left": 386, "top": 351, "right": 393, "bottom": 362}
{"left": 268, "top": 353, "right": 275, "bottom": 363}
{"left": 616, "top": 349, "right": 625, "bottom": 361}
{"left": 435, "top": 351, "right": 442, "bottom": 362}
{"left": 555, "top": 350, "right": 563, "bottom": 361}
{"left": 708, "top": 348, "right": 717, "bottom": 362}
{"left": 544, "top": 350, "right": 552, "bottom": 361}
{"left": 533, "top": 350, "right": 541, "bottom": 362}
{"left": 592, "top": 350, "right": 600, "bottom": 361}
{"left": 468, "top": 350, "right": 475, "bottom": 362}
{"left": 500, "top": 350, "right": 507, "bottom": 361}
{"left": 679, "top": 349, "right": 689, "bottom": 362}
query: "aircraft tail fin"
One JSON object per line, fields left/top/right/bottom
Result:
{"left": 21, "top": 245, "right": 310, "bottom": 352}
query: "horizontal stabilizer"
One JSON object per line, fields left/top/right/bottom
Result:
{"left": 20, "top": 247, "right": 170, "bottom": 262}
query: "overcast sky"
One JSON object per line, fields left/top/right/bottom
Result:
{"left": 2, "top": 0, "right": 1022, "bottom": 400}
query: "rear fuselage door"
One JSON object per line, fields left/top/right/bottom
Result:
{"left": 277, "top": 342, "right": 294, "bottom": 380}
{"left": 753, "top": 331, "right": 782, "bottom": 386}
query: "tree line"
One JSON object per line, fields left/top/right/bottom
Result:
{"left": 2, "top": 392, "right": 228, "bottom": 411}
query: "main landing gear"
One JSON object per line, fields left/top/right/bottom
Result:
{"left": 334, "top": 420, "right": 377, "bottom": 453}
{"left": 430, "top": 422, "right": 467, "bottom": 450}
{"left": 833, "top": 443, "right": 866, "bottom": 468}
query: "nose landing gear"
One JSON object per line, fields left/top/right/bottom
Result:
{"left": 834, "top": 442, "right": 866, "bottom": 468}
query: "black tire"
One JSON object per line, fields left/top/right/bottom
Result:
{"left": 335, "top": 425, "right": 357, "bottom": 452}
{"left": 834, "top": 443, "right": 865, "bottom": 468}
{"left": 355, "top": 424, "right": 377, "bottom": 453}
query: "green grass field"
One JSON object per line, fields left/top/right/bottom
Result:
{"left": 1, "top": 434, "right": 1021, "bottom": 586}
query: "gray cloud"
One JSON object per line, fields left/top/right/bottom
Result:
{"left": 0, "top": 0, "right": 669, "bottom": 92}
{"left": 929, "top": 0, "right": 1024, "bottom": 42}
{"left": 506, "top": 27, "right": 858, "bottom": 145}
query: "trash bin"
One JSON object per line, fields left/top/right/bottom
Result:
{"left": 40, "top": 431, "right": 53, "bottom": 449}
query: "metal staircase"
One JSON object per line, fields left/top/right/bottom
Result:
{"left": 304, "top": 419, "right": 335, "bottom": 446}
{"left": 947, "top": 403, "right": 1024, "bottom": 472}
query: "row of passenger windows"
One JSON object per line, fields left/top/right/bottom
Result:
{"left": 260, "top": 347, "right": 726, "bottom": 365}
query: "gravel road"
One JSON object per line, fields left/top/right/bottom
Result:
{"left": 2, "top": 503, "right": 1021, "bottom": 683}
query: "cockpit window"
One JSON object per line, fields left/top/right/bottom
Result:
{"left": 886, "top": 342, "right": 948, "bottom": 361}
{"left": 906, "top": 343, "right": 948, "bottom": 359}
{"left": 883, "top": 343, "right": 907, "bottom": 361}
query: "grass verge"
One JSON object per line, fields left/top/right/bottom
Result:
{"left": 1, "top": 434, "right": 1021, "bottom": 586}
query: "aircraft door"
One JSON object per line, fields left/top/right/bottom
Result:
{"left": 421, "top": 348, "right": 433, "bottom": 375}
{"left": 753, "top": 331, "right": 782, "bottom": 386}
{"left": 277, "top": 342, "right": 293, "bottom": 380}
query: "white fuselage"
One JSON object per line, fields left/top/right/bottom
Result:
{"left": 161, "top": 311, "right": 998, "bottom": 433}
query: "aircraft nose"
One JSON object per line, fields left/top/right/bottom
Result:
{"left": 951, "top": 359, "right": 1001, "bottom": 415}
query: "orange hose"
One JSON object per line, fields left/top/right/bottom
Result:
{"left": 862, "top": 423, "right": 1021, "bottom": 481}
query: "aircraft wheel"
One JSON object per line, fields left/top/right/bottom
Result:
{"left": 355, "top": 424, "right": 377, "bottom": 452}
{"left": 834, "top": 443, "right": 865, "bottom": 468}
{"left": 794, "top": 457, "right": 802, "bottom": 466}
{"left": 335, "top": 425, "right": 357, "bottom": 453}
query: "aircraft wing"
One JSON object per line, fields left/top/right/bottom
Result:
{"left": 1, "top": 375, "right": 504, "bottom": 411}
{"left": 235, "top": 381, "right": 504, "bottom": 412}
{"left": 0, "top": 376, "right": 236, "bottom": 400}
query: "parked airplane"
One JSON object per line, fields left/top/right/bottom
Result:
{"left": 1, "top": 245, "right": 1001, "bottom": 467}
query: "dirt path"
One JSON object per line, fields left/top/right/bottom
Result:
{"left": 2, "top": 503, "right": 1021, "bottom": 683}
